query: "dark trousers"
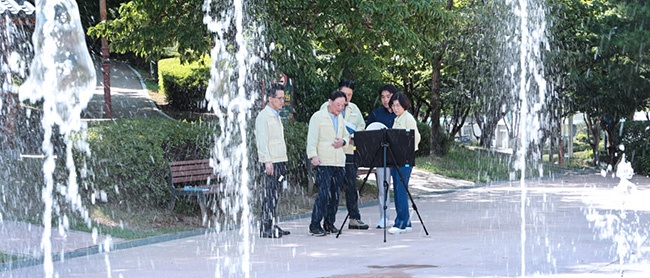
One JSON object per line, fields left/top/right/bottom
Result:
{"left": 260, "top": 162, "right": 286, "bottom": 231}
{"left": 310, "top": 166, "right": 344, "bottom": 228}
{"left": 343, "top": 154, "right": 361, "bottom": 219}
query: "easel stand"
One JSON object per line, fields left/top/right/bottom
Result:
{"left": 336, "top": 129, "right": 429, "bottom": 241}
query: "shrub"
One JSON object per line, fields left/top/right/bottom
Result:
{"left": 435, "top": 125, "right": 453, "bottom": 156}
{"left": 620, "top": 121, "right": 650, "bottom": 175}
{"left": 75, "top": 119, "right": 216, "bottom": 208}
{"left": 415, "top": 122, "right": 451, "bottom": 157}
{"left": 283, "top": 121, "right": 310, "bottom": 187}
{"left": 158, "top": 57, "right": 211, "bottom": 111}
{"left": 573, "top": 133, "right": 590, "bottom": 152}
{"left": 248, "top": 120, "right": 310, "bottom": 189}
{"left": 416, "top": 121, "right": 431, "bottom": 156}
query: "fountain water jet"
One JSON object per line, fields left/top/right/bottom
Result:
{"left": 204, "top": 0, "right": 265, "bottom": 276}
{"left": 585, "top": 149, "right": 649, "bottom": 273}
{"left": 17, "top": 0, "right": 96, "bottom": 276}
{"left": 1, "top": 1, "right": 33, "bottom": 156}
{"left": 507, "top": 0, "right": 550, "bottom": 275}
{"left": 507, "top": 0, "right": 648, "bottom": 275}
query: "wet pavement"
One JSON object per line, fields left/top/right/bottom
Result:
{"left": 2, "top": 59, "right": 650, "bottom": 277}
{"left": 3, "top": 171, "right": 650, "bottom": 277}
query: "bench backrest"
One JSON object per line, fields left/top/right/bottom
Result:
{"left": 169, "top": 159, "right": 218, "bottom": 186}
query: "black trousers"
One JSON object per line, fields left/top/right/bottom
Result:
{"left": 260, "top": 162, "right": 286, "bottom": 231}
{"left": 344, "top": 154, "right": 361, "bottom": 219}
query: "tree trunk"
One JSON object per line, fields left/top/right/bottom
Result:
{"left": 584, "top": 115, "right": 601, "bottom": 166}
{"left": 557, "top": 137, "right": 564, "bottom": 165}
{"left": 1, "top": 44, "right": 19, "bottom": 150}
{"left": 430, "top": 55, "right": 443, "bottom": 156}
{"left": 427, "top": 0, "right": 453, "bottom": 156}
{"left": 547, "top": 93, "right": 561, "bottom": 165}
{"left": 603, "top": 118, "right": 620, "bottom": 167}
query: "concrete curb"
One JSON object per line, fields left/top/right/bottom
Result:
{"left": 0, "top": 228, "right": 210, "bottom": 272}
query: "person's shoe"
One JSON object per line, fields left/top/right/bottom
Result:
{"left": 375, "top": 218, "right": 388, "bottom": 229}
{"left": 274, "top": 225, "right": 291, "bottom": 236}
{"left": 309, "top": 226, "right": 327, "bottom": 237}
{"left": 405, "top": 227, "right": 412, "bottom": 232}
{"left": 323, "top": 224, "right": 339, "bottom": 234}
{"left": 387, "top": 227, "right": 406, "bottom": 235}
{"left": 348, "top": 219, "right": 369, "bottom": 230}
{"left": 260, "top": 229, "right": 282, "bottom": 238}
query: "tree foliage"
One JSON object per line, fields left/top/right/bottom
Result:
{"left": 556, "top": 0, "right": 650, "bottom": 165}
{"left": 262, "top": 0, "right": 452, "bottom": 121}
{"left": 86, "top": 0, "right": 650, "bottom": 166}
{"left": 445, "top": 0, "right": 519, "bottom": 148}
{"left": 88, "top": 0, "right": 211, "bottom": 63}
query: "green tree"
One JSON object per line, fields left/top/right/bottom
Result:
{"left": 88, "top": 0, "right": 212, "bottom": 63}
{"left": 543, "top": 0, "right": 599, "bottom": 163}
{"left": 440, "top": 0, "right": 518, "bottom": 148}
{"left": 89, "top": 0, "right": 454, "bottom": 128}
{"left": 569, "top": 0, "right": 650, "bottom": 166}
{"left": 264, "top": 1, "right": 452, "bottom": 123}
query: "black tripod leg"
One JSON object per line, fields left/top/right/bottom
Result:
{"left": 382, "top": 178, "right": 390, "bottom": 242}
{"left": 336, "top": 214, "right": 350, "bottom": 238}
{"left": 387, "top": 142, "right": 429, "bottom": 236}
{"left": 336, "top": 165, "right": 375, "bottom": 238}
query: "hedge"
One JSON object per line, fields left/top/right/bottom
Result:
{"left": 71, "top": 116, "right": 444, "bottom": 210}
{"left": 158, "top": 57, "right": 211, "bottom": 111}
{"left": 75, "top": 119, "right": 216, "bottom": 208}
{"left": 74, "top": 118, "right": 311, "bottom": 209}
{"left": 620, "top": 121, "right": 650, "bottom": 175}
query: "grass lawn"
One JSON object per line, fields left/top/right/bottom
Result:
{"left": 416, "top": 147, "right": 512, "bottom": 183}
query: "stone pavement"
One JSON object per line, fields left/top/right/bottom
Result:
{"left": 3, "top": 173, "right": 650, "bottom": 277}
{"left": 0, "top": 220, "right": 118, "bottom": 259}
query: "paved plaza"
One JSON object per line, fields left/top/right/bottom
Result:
{"left": 3, "top": 173, "right": 650, "bottom": 277}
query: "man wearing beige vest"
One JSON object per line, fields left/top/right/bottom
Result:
{"left": 255, "top": 83, "right": 290, "bottom": 238}
{"left": 308, "top": 90, "right": 350, "bottom": 236}
{"left": 319, "top": 79, "right": 369, "bottom": 230}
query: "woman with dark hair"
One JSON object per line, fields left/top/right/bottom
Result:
{"left": 387, "top": 92, "right": 420, "bottom": 235}
{"left": 365, "top": 84, "right": 398, "bottom": 228}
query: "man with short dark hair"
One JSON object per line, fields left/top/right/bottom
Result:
{"left": 255, "top": 83, "right": 290, "bottom": 238}
{"left": 308, "top": 90, "right": 350, "bottom": 236}
{"left": 319, "top": 79, "right": 369, "bottom": 230}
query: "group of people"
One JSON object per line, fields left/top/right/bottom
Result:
{"left": 254, "top": 79, "right": 421, "bottom": 238}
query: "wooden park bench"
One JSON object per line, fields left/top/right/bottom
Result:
{"left": 168, "top": 159, "right": 219, "bottom": 223}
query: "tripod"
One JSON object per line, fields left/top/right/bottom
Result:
{"left": 336, "top": 130, "right": 429, "bottom": 241}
